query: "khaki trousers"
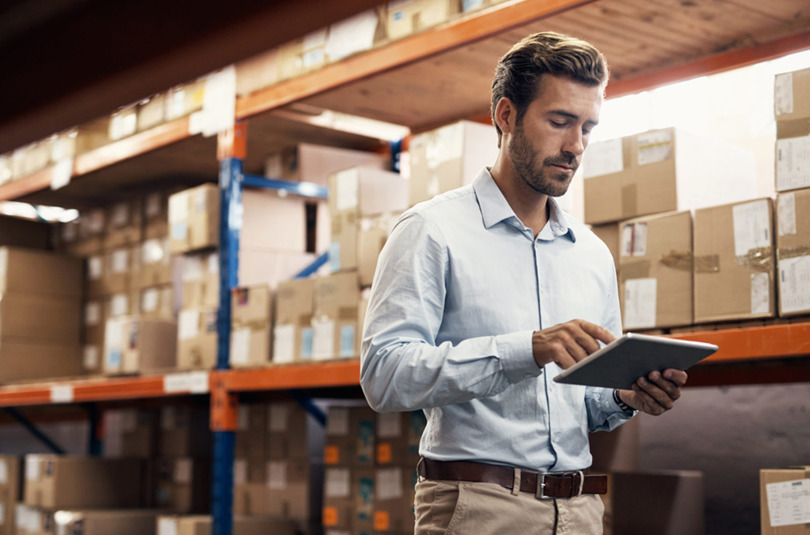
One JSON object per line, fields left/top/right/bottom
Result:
{"left": 414, "top": 477, "right": 605, "bottom": 535}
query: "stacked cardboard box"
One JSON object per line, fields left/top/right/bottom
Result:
{"left": 774, "top": 67, "right": 810, "bottom": 193}
{"left": 384, "top": 0, "right": 460, "bottom": 40}
{"left": 233, "top": 401, "right": 324, "bottom": 532}
{"left": 408, "top": 120, "right": 499, "bottom": 207}
{"left": 273, "top": 278, "right": 316, "bottom": 363}
{"left": 776, "top": 189, "right": 810, "bottom": 316}
{"left": 177, "top": 251, "right": 219, "bottom": 370}
{"left": 0, "top": 247, "right": 84, "bottom": 382}
{"left": 156, "top": 514, "right": 298, "bottom": 535}
{"left": 323, "top": 405, "right": 376, "bottom": 534}
{"left": 327, "top": 166, "right": 407, "bottom": 277}
{"left": 312, "top": 272, "right": 363, "bottom": 360}
{"left": 693, "top": 198, "right": 776, "bottom": 323}
{"left": 229, "top": 286, "right": 272, "bottom": 368}
{"left": 759, "top": 466, "right": 810, "bottom": 535}
{"left": 53, "top": 510, "right": 163, "bottom": 535}
{"left": 0, "top": 456, "right": 20, "bottom": 535}
{"left": 583, "top": 127, "right": 757, "bottom": 225}
{"left": 619, "top": 211, "right": 693, "bottom": 329}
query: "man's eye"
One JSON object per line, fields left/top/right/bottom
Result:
{"left": 550, "top": 120, "right": 566, "bottom": 128}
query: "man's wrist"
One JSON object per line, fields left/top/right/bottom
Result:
{"left": 613, "top": 389, "right": 636, "bottom": 416}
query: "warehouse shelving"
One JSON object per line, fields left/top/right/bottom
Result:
{"left": 0, "top": 1, "right": 809, "bottom": 534}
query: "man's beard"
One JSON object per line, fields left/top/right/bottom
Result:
{"left": 509, "top": 122, "right": 577, "bottom": 198}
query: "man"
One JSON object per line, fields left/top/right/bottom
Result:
{"left": 360, "top": 32, "right": 687, "bottom": 534}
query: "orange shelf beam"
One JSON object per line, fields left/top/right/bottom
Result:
{"left": 0, "top": 372, "right": 213, "bottom": 408}
{"left": 669, "top": 323, "right": 810, "bottom": 363}
{"left": 607, "top": 31, "right": 810, "bottom": 99}
{"left": 236, "top": 0, "right": 595, "bottom": 119}
{"left": 219, "top": 360, "right": 361, "bottom": 392}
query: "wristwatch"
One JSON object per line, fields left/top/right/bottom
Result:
{"left": 613, "top": 389, "right": 636, "bottom": 416}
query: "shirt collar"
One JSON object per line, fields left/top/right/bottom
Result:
{"left": 472, "top": 168, "right": 576, "bottom": 242}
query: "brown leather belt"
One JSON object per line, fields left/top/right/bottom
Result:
{"left": 419, "top": 458, "right": 607, "bottom": 499}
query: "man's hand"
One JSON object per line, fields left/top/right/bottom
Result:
{"left": 618, "top": 369, "right": 688, "bottom": 416}
{"left": 532, "top": 319, "right": 615, "bottom": 369}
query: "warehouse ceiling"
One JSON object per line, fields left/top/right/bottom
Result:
{"left": 0, "top": 0, "right": 383, "bottom": 155}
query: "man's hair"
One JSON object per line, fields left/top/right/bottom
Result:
{"left": 491, "top": 32, "right": 609, "bottom": 145}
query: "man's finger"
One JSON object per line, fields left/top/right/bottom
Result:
{"left": 578, "top": 320, "right": 615, "bottom": 346}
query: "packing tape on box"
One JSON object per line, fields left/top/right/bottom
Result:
{"left": 778, "top": 245, "right": 810, "bottom": 260}
{"left": 619, "top": 260, "right": 650, "bottom": 281}
{"left": 659, "top": 250, "right": 693, "bottom": 271}
{"left": 694, "top": 254, "right": 720, "bottom": 273}
{"left": 734, "top": 246, "right": 774, "bottom": 272}
{"left": 234, "top": 319, "right": 269, "bottom": 331}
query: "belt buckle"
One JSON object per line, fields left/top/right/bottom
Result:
{"left": 535, "top": 474, "right": 552, "bottom": 500}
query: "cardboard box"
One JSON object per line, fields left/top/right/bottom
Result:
{"left": 0, "top": 215, "right": 50, "bottom": 250}
{"left": 609, "top": 470, "right": 704, "bottom": 535}
{"left": 693, "top": 198, "right": 776, "bottom": 323}
{"left": 0, "top": 455, "right": 20, "bottom": 535}
{"left": 104, "top": 246, "right": 134, "bottom": 295}
{"left": 109, "top": 104, "right": 138, "bottom": 141}
{"left": 0, "top": 247, "right": 82, "bottom": 299}
{"left": 312, "top": 272, "right": 361, "bottom": 360}
{"left": 241, "top": 189, "right": 307, "bottom": 253}
{"left": 230, "top": 286, "right": 271, "bottom": 368}
{"left": 774, "top": 67, "right": 810, "bottom": 192}
{"left": 106, "top": 292, "right": 137, "bottom": 319}
{"left": 0, "top": 293, "right": 80, "bottom": 344}
{"left": 239, "top": 249, "right": 319, "bottom": 289}
{"left": 373, "top": 466, "right": 417, "bottom": 533}
{"left": 0, "top": 340, "right": 83, "bottom": 383}
{"left": 137, "top": 93, "right": 167, "bottom": 131}
{"left": 329, "top": 167, "right": 407, "bottom": 218}
{"left": 165, "top": 79, "right": 206, "bottom": 121}
{"left": 323, "top": 467, "right": 375, "bottom": 531}
{"left": 169, "top": 184, "right": 219, "bottom": 254}
{"left": 154, "top": 458, "right": 211, "bottom": 513}
{"left": 136, "top": 238, "right": 173, "bottom": 289}
{"left": 104, "top": 199, "right": 143, "bottom": 248}
{"left": 619, "top": 211, "right": 693, "bottom": 329}
{"left": 264, "top": 143, "right": 387, "bottom": 187}
{"left": 103, "top": 316, "right": 177, "bottom": 375}
{"left": 181, "top": 252, "right": 219, "bottom": 309}
{"left": 233, "top": 460, "right": 321, "bottom": 523}
{"left": 589, "top": 416, "right": 640, "bottom": 473}
{"left": 357, "top": 213, "right": 399, "bottom": 286}
{"left": 776, "top": 189, "right": 810, "bottom": 316}
{"left": 236, "top": 48, "right": 281, "bottom": 97}
{"left": 591, "top": 223, "right": 620, "bottom": 273}
{"left": 53, "top": 509, "right": 162, "bottom": 535}
{"left": 177, "top": 307, "right": 218, "bottom": 370}
{"left": 103, "top": 407, "right": 160, "bottom": 458}
{"left": 158, "top": 405, "right": 212, "bottom": 459}
{"left": 23, "top": 455, "right": 146, "bottom": 509}
{"left": 13, "top": 505, "right": 51, "bottom": 535}
{"left": 760, "top": 466, "right": 810, "bottom": 534}
{"left": 408, "top": 120, "right": 499, "bottom": 206}
{"left": 143, "top": 191, "right": 171, "bottom": 239}
{"left": 139, "top": 285, "right": 175, "bottom": 319}
{"left": 325, "top": 8, "right": 386, "bottom": 63}
{"left": 583, "top": 127, "right": 757, "bottom": 224}
{"left": 325, "top": 406, "right": 375, "bottom": 467}
{"left": 375, "top": 412, "right": 426, "bottom": 467}
{"left": 85, "top": 254, "right": 105, "bottom": 298}
{"left": 157, "top": 515, "right": 298, "bottom": 535}
{"left": 273, "top": 277, "right": 316, "bottom": 363}
{"left": 266, "top": 402, "right": 320, "bottom": 461}
{"left": 385, "top": 0, "right": 460, "bottom": 40}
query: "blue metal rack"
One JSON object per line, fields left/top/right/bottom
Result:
{"left": 212, "top": 157, "right": 332, "bottom": 535}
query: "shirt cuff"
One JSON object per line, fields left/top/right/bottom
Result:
{"left": 498, "top": 330, "right": 543, "bottom": 383}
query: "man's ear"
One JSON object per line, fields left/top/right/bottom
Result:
{"left": 493, "top": 97, "right": 516, "bottom": 137}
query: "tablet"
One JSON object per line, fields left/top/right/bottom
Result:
{"left": 552, "top": 332, "right": 718, "bottom": 390}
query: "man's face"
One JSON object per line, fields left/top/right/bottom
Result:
{"left": 507, "top": 74, "right": 603, "bottom": 197}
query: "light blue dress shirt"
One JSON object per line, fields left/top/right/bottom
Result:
{"left": 360, "top": 168, "right": 633, "bottom": 472}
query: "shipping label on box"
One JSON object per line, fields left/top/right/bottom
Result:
{"left": 760, "top": 466, "right": 810, "bottom": 535}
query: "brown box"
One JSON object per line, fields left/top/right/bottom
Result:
{"left": 760, "top": 466, "right": 810, "bottom": 534}
{"left": 236, "top": 48, "right": 280, "bottom": 97}
{"left": 408, "top": 120, "right": 499, "bottom": 207}
{"left": 266, "top": 402, "right": 314, "bottom": 461}
{"left": 328, "top": 167, "right": 407, "bottom": 218}
{"left": 233, "top": 460, "right": 320, "bottom": 523}
{"left": 263, "top": 143, "right": 387, "bottom": 187}
{"left": 169, "top": 184, "right": 219, "bottom": 254}
{"left": 103, "top": 246, "right": 134, "bottom": 295}
{"left": 137, "top": 93, "right": 167, "bottom": 131}
{"left": 583, "top": 127, "right": 756, "bottom": 224}
{"left": 139, "top": 285, "right": 175, "bottom": 320}
{"left": 158, "top": 405, "right": 212, "bottom": 459}
{"left": 0, "top": 247, "right": 83, "bottom": 299}
{"left": 323, "top": 467, "right": 374, "bottom": 532}
{"left": 157, "top": 514, "right": 298, "bottom": 535}
{"left": 53, "top": 509, "right": 161, "bottom": 535}
{"left": 273, "top": 277, "right": 316, "bottom": 363}
{"left": 619, "top": 211, "right": 693, "bottom": 329}
{"left": 325, "top": 406, "right": 375, "bottom": 467}
{"left": 608, "top": 470, "right": 704, "bottom": 535}
{"left": 85, "top": 254, "right": 105, "bottom": 298}
{"left": 591, "top": 222, "right": 620, "bottom": 273}
{"left": 358, "top": 213, "right": 399, "bottom": 287}
{"left": 180, "top": 252, "right": 219, "bottom": 309}
{"left": 312, "top": 272, "right": 361, "bottom": 360}
{"left": 375, "top": 411, "right": 426, "bottom": 467}
{"left": 230, "top": 286, "right": 271, "bottom": 369}
{"left": 23, "top": 455, "right": 146, "bottom": 510}
{"left": 0, "top": 340, "right": 83, "bottom": 383}
{"left": 776, "top": 189, "right": 810, "bottom": 316}
{"left": 0, "top": 293, "right": 81, "bottom": 344}
{"left": 143, "top": 191, "right": 170, "bottom": 239}
{"left": 13, "top": 505, "right": 52, "bottom": 535}
{"left": 106, "top": 292, "right": 137, "bottom": 320}
{"left": 177, "top": 307, "right": 218, "bottom": 370}
{"left": 0, "top": 455, "right": 20, "bottom": 535}
{"left": 774, "top": 67, "right": 810, "bottom": 192}
{"left": 694, "top": 198, "right": 776, "bottom": 323}
{"left": 104, "top": 199, "right": 143, "bottom": 248}
{"left": 154, "top": 458, "right": 210, "bottom": 514}
{"left": 112, "top": 408, "right": 160, "bottom": 458}
{"left": 384, "top": 0, "right": 460, "bottom": 40}
{"left": 373, "top": 466, "right": 416, "bottom": 534}
{"left": 165, "top": 79, "right": 206, "bottom": 121}
{"left": 136, "top": 238, "right": 172, "bottom": 289}
{"left": 0, "top": 215, "right": 50, "bottom": 250}
{"left": 103, "top": 316, "right": 177, "bottom": 375}
{"left": 241, "top": 189, "right": 307, "bottom": 253}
